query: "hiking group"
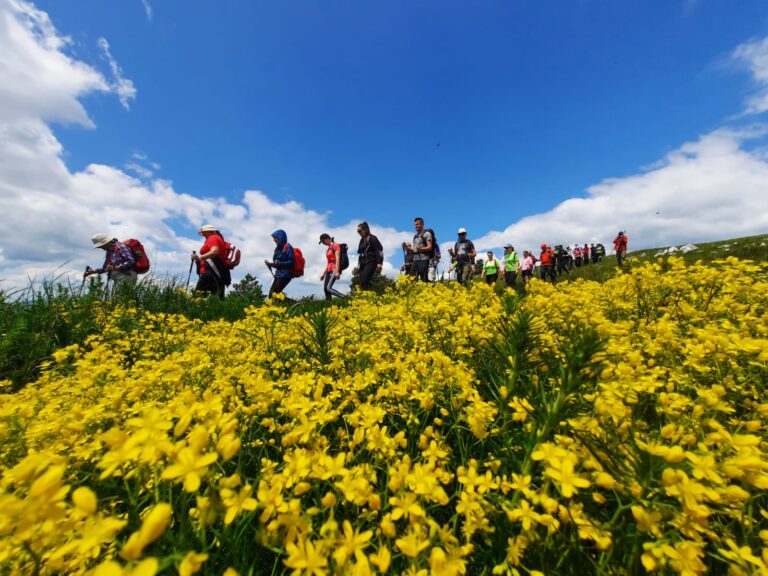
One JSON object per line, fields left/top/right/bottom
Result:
{"left": 84, "top": 221, "right": 627, "bottom": 298}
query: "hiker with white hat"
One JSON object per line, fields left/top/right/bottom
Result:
{"left": 192, "top": 224, "right": 230, "bottom": 298}
{"left": 84, "top": 233, "right": 137, "bottom": 288}
{"left": 448, "top": 227, "right": 476, "bottom": 285}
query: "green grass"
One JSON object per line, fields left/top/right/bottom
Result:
{"left": 0, "top": 273, "right": 266, "bottom": 389}
{"left": 534, "top": 233, "right": 768, "bottom": 285}
{"left": 2, "top": 233, "right": 766, "bottom": 389}
{"left": 626, "top": 232, "right": 768, "bottom": 264}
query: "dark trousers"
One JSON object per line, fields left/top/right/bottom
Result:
{"left": 195, "top": 272, "right": 225, "bottom": 299}
{"left": 358, "top": 261, "right": 378, "bottom": 290}
{"left": 504, "top": 271, "right": 517, "bottom": 286}
{"left": 456, "top": 263, "right": 472, "bottom": 285}
{"left": 617, "top": 250, "right": 625, "bottom": 267}
{"left": 410, "top": 259, "right": 429, "bottom": 282}
{"left": 269, "top": 276, "right": 292, "bottom": 298}
{"left": 541, "top": 264, "right": 556, "bottom": 283}
{"left": 485, "top": 273, "right": 498, "bottom": 285}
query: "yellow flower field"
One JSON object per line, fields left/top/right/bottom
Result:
{"left": 1, "top": 256, "right": 767, "bottom": 575}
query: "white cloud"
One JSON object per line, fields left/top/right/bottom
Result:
{"left": 2, "top": 1, "right": 768, "bottom": 299}
{"left": 124, "top": 161, "right": 154, "bottom": 179}
{"left": 732, "top": 36, "right": 768, "bottom": 115}
{"left": 97, "top": 37, "right": 136, "bottom": 110}
{"left": 473, "top": 126, "right": 768, "bottom": 255}
{"left": 0, "top": 0, "right": 409, "bottom": 296}
{"left": 0, "top": 0, "right": 108, "bottom": 126}
{"left": 141, "top": 0, "right": 153, "bottom": 22}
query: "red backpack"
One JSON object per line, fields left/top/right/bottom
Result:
{"left": 291, "top": 246, "right": 305, "bottom": 277}
{"left": 222, "top": 242, "right": 241, "bottom": 269}
{"left": 123, "top": 238, "right": 150, "bottom": 274}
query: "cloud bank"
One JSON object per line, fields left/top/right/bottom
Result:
{"left": 1, "top": 0, "right": 767, "bottom": 297}
{"left": 474, "top": 127, "right": 768, "bottom": 254}
{"left": 732, "top": 36, "right": 768, "bottom": 115}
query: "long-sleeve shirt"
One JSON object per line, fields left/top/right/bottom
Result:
{"left": 272, "top": 244, "right": 295, "bottom": 279}
{"left": 97, "top": 242, "right": 135, "bottom": 273}
{"left": 357, "top": 234, "right": 383, "bottom": 266}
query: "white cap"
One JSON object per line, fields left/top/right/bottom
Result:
{"left": 199, "top": 224, "right": 218, "bottom": 234}
{"left": 91, "top": 233, "right": 111, "bottom": 248}
{"left": 457, "top": 227, "right": 467, "bottom": 234}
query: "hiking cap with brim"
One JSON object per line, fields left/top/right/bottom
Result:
{"left": 319, "top": 233, "right": 331, "bottom": 244}
{"left": 91, "top": 233, "right": 111, "bottom": 248}
{"left": 457, "top": 227, "right": 467, "bottom": 234}
{"left": 504, "top": 244, "right": 513, "bottom": 249}
{"left": 199, "top": 224, "right": 218, "bottom": 234}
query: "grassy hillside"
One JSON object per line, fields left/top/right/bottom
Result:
{"left": 546, "top": 233, "right": 768, "bottom": 284}
{"left": 2, "top": 233, "right": 765, "bottom": 388}
{"left": 629, "top": 232, "right": 768, "bottom": 264}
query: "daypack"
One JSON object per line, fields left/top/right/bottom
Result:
{"left": 123, "top": 238, "right": 150, "bottom": 274}
{"left": 291, "top": 246, "right": 305, "bottom": 277}
{"left": 222, "top": 242, "right": 241, "bottom": 269}
{"left": 339, "top": 243, "right": 350, "bottom": 271}
{"left": 421, "top": 229, "right": 440, "bottom": 260}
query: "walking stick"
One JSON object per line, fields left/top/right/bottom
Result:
{"left": 186, "top": 251, "right": 196, "bottom": 293}
{"left": 103, "top": 274, "right": 111, "bottom": 301}
{"left": 80, "top": 266, "right": 92, "bottom": 297}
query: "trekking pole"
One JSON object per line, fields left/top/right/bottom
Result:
{"left": 80, "top": 266, "right": 92, "bottom": 297}
{"left": 186, "top": 251, "right": 195, "bottom": 293}
{"left": 103, "top": 274, "right": 111, "bottom": 301}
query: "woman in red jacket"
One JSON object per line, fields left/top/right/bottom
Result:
{"left": 613, "top": 231, "right": 628, "bottom": 267}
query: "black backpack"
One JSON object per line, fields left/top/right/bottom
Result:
{"left": 422, "top": 229, "right": 440, "bottom": 260}
{"left": 339, "top": 243, "right": 350, "bottom": 271}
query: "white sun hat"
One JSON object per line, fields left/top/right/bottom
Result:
{"left": 91, "top": 233, "right": 111, "bottom": 248}
{"left": 199, "top": 224, "right": 219, "bottom": 234}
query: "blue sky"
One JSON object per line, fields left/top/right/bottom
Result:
{"left": 38, "top": 0, "right": 766, "bottom": 222}
{"left": 3, "top": 0, "right": 768, "bottom": 293}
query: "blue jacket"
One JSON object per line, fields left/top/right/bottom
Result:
{"left": 271, "top": 229, "right": 295, "bottom": 280}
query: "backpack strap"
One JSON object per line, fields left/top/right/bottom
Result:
{"left": 207, "top": 257, "right": 221, "bottom": 278}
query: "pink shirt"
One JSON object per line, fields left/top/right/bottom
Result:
{"left": 520, "top": 255, "right": 534, "bottom": 271}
